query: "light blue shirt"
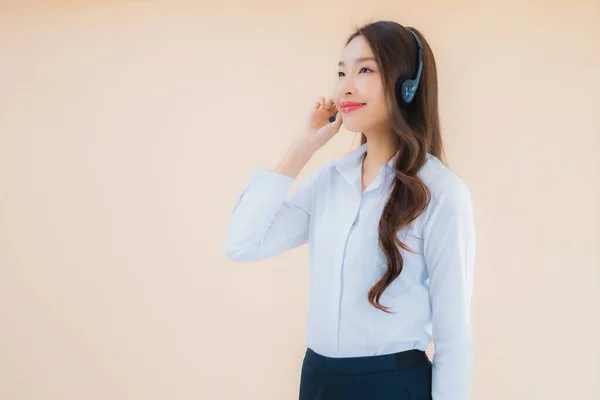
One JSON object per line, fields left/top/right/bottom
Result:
{"left": 224, "top": 143, "right": 475, "bottom": 400}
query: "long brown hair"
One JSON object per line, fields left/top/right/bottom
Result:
{"left": 345, "top": 21, "right": 445, "bottom": 312}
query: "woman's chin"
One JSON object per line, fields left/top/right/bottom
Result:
{"left": 340, "top": 118, "right": 366, "bottom": 134}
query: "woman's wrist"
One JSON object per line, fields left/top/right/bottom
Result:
{"left": 273, "top": 136, "right": 316, "bottom": 179}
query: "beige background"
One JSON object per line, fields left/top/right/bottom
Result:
{"left": 1, "top": 1, "right": 599, "bottom": 399}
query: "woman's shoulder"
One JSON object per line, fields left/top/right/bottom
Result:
{"left": 296, "top": 158, "right": 338, "bottom": 190}
{"left": 418, "top": 153, "right": 473, "bottom": 207}
{"left": 309, "top": 158, "right": 339, "bottom": 179}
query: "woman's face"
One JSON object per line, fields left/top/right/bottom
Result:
{"left": 334, "top": 35, "right": 390, "bottom": 135}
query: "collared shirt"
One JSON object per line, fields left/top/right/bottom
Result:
{"left": 224, "top": 142, "right": 476, "bottom": 400}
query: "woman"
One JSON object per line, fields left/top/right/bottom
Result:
{"left": 224, "top": 20, "right": 475, "bottom": 400}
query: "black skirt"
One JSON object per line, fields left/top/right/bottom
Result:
{"left": 299, "top": 347, "right": 432, "bottom": 400}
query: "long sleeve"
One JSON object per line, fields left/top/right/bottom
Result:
{"left": 223, "top": 167, "right": 318, "bottom": 262}
{"left": 423, "top": 179, "right": 476, "bottom": 400}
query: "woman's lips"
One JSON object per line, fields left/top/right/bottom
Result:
{"left": 340, "top": 103, "right": 366, "bottom": 113}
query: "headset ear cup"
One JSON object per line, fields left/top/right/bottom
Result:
{"left": 401, "top": 79, "right": 418, "bottom": 105}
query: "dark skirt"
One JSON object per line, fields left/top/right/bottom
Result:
{"left": 299, "top": 347, "right": 432, "bottom": 400}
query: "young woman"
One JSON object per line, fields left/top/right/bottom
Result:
{"left": 224, "top": 20, "right": 475, "bottom": 400}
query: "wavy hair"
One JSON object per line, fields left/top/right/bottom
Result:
{"left": 345, "top": 21, "right": 445, "bottom": 312}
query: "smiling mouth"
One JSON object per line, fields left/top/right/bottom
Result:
{"left": 340, "top": 103, "right": 366, "bottom": 113}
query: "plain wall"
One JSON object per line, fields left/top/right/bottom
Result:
{"left": 1, "top": 1, "right": 599, "bottom": 399}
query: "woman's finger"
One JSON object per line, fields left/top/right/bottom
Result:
{"left": 323, "top": 98, "right": 334, "bottom": 111}
{"left": 317, "top": 96, "right": 326, "bottom": 109}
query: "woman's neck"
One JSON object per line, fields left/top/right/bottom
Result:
{"left": 362, "top": 135, "right": 397, "bottom": 173}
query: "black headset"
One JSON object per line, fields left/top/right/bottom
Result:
{"left": 329, "top": 29, "right": 424, "bottom": 123}
{"left": 395, "top": 29, "right": 423, "bottom": 107}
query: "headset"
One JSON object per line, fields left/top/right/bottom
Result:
{"left": 329, "top": 29, "right": 423, "bottom": 123}
{"left": 396, "top": 29, "right": 423, "bottom": 107}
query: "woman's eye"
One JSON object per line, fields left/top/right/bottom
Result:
{"left": 337, "top": 68, "right": 373, "bottom": 77}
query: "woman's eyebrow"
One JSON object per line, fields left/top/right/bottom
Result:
{"left": 338, "top": 57, "right": 376, "bottom": 67}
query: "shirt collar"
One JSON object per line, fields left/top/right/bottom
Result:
{"left": 335, "top": 142, "right": 399, "bottom": 187}
{"left": 335, "top": 144, "right": 435, "bottom": 190}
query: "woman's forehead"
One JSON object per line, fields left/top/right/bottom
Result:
{"left": 339, "top": 37, "right": 375, "bottom": 67}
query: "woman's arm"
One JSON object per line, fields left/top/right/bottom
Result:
{"left": 223, "top": 140, "right": 319, "bottom": 262}
{"left": 223, "top": 97, "right": 342, "bottom": 262}
{"left": 423, "top": 178, "right": 476, "bottom": 400}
